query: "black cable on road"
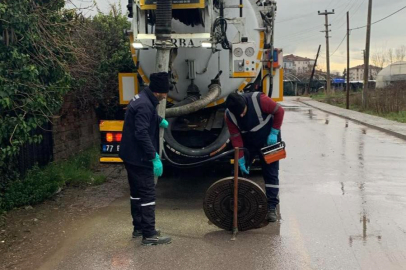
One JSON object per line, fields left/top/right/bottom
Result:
{"left": 162, "top": 147, "right": 250, "bottom": 168}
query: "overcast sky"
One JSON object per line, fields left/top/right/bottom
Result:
{"left": 69, "top": 0, "right": 406, "bottom": 72}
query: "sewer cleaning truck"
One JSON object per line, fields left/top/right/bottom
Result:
{"left": 99, "top": 0, "right": 284, "bottom": 168}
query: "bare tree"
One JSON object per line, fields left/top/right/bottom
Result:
{"left": 396, "top": 45, "right": 406, "bottom": 62}
{"left": 387, "top": 48, "right": 395, "bottom": 64}
{"left": 371, "top": 48, "right": 387, "bottom": 69}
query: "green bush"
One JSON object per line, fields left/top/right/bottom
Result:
{"left": 1, "top": 166, "right": 63, "bottom": 210}
{"left": 69, "top": 7, "right": 135, "bottom": 120}
{"left": 1, "top": 2, "right": 130, "bottom": 191}
{"left": 1, "top": 3, "right": 130, "bottom": 211}
{"left": 0, "top": 147, "right": 106, "bottom": 212}
{"left": 0, "top": 0, "right": 74, "bottom": 186}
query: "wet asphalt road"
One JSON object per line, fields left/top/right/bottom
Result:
{"left": 37, "top": 101, "right": 406, "bottom": 270}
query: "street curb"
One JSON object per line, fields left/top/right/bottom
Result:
{"left": 298, "top": 99, "right": 406, "bottom": 142}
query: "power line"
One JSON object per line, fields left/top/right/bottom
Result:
{"left": 278, "top": 0, "right": 358, "bottom": 39}
{"left": 278, "top": 24, "right": 324, "bottom": 39}
{"left": 330, "top": 33, "right": 347, "bottom": 56}
{"left": 276, "top": 11, "right": 315, "bottom": 24}
{"left": 347, "top": 0, "right": 360, "bottom": 14}
{"left": 318, "top": 0, "right": 363, "bottom": 57}
{"left": 353, "top": 0, "right": 367, "bottom": 15}
{"left": 331, "top": 0, "right": 363, "bottom": 31}
{"left": 370, "top": 5, "right": 406, "bottom": 25}
{"left": 277, "top": 28, "right": 324, "bottom": 44}
{"left": 335, "top": 20, "right": 347, "bottom": 31}
{"left": 351, "top": 5, "right": 406, "bottom": 30}
{"left": 326, "top": 0, "right": 335, "bottom": 9}
{"left": 330, "top": 0, "right": 356, "bottom": 25}
{"left": 278, "top": 33, "right": 320, "bottom": 46}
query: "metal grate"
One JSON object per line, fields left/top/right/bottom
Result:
{"left": 203, "top": 177, "right": 268, "bottom": 231}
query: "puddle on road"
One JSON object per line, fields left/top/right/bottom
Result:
{"left": 349, "top": 211, "right": 382, "bottom": 247}
{"left": 282, "top": 107, "right": 301, "bottom": 112}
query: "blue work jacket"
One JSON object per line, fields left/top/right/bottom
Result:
{"left": 119, "top": 87, "right": 162, "bottom": 167}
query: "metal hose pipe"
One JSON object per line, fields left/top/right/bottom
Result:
{"left": 165, "top": 83, "right": 222, "bottom": 118}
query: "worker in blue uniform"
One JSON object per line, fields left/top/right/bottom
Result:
{"left": 119, "top": 72, "right": 171, "bottom": 245}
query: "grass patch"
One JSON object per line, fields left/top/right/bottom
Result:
{"left": 55, "top": 147, "right": 106, "bottom": 187}
{"left": 310, "top": 91, "right": 406, "bottom": 123}
{"left": 0, "top": 147, "right": 106, "bottom": 212}
{"left": 383, "top": 111, "right": 406, "bottom": 123}
{"left": 309, "top": 92, "right": 327, "bottom": 102}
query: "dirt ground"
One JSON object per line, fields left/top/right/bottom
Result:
{"left": 0, "top": 165, "right": 128, "bottom": 270}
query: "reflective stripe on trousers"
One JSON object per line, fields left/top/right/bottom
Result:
{"left": 125, "top": 163, "right": 158, "bottom": 238}
{"left": 262, "top": 159, "right": 280, "bottom": 210}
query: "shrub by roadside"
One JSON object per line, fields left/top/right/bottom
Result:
{"left": 310, "top": 85, "right": 406, "bottom": 123}
{"left": 1, "top": 2, "right": 132, "bottom": 199}
{"left": 0, "top": 147, "right": 105, "bottom": 213}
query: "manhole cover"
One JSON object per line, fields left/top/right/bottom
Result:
{"left": 203, "top": 177, "right": 268, "bottom": 231}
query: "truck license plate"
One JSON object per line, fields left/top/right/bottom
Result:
{"left": 102, "top": 145, "right": 120, "bottom": 153}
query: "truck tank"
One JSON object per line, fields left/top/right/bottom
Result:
{"left": 104, "top": 0, "right": 284, "bottom": 164}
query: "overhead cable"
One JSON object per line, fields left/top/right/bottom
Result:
{"left": 330, "top": 33, "right": 347, "bottom": 56}
{"left": 351, "top": 5, "right": 406, "bottom": 30}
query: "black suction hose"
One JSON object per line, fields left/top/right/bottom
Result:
{"left": 162, "top": 146, "right": 250, "bottom": 168}
{"left": 155, "top": 0, "right": 172, "bottom": 41}
{"left": 127, "top": 0, "right": 133, "bottom": 18}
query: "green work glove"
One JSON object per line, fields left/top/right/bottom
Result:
{"left": 151, "top": 153, "right": 163, "bottom": 177}
{"left": 267, "top": 128, "right": 279, "bottom": 145}
{"left": 159, "top": 119, "right": 169, "bottom": 129}
{"left": 238, "top": 156, "right": 250, "bottom": 175}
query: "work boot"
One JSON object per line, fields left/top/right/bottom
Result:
{"left": 142, "top": 234, "right": 172, "bottom": 246}
{"left": 266, "top": 209, "right": 277, "bottom": 222}
{"left": 133, "top": 229, "right": 160, "bottom": 238}
{"left": 133, "top": 229, "right": 142, "bottom": 238}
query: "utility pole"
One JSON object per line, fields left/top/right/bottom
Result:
{"left": 308, "top": 45, "right": 321, "bottom": 95}
{"left": 363, "top": 0, "right": 372, "bottom": 108}
{"left": 346, "top": 11, "right": 350, "bottom": 109}
{"left": 318, "top": 9, "right": 335, "bottom": 94}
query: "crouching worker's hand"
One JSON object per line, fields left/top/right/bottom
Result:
{"left": 238, "top": 157, "right": 250, "bottom": 175}
{"left": 151, "top": 153, "right": 163, "bottom": 177}
{"left": 159, "top": 119, "right": 169, "bottom": 129}
{"left": 267, "top": 128, "right": 279, "bottom": 145}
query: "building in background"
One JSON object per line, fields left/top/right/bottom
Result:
{"left": 349, "top": 64, "right": 382, "bottom": 81}
{"left": 283, "top": 54, "right": 315, "bottom": 74}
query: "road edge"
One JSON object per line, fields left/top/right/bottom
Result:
{"left": 296, "top": 98, "right": 406, "bottom": 141}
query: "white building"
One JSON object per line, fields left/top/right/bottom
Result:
{"left": 349, "top": 64, "right": 382, "bottom": 81}
{"left": 283, "top": 54, "right": 315, "bottom": 74}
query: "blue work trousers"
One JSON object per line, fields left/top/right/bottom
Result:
{"left": 125, "top": 163, "right": 158, "bottom": 238}
{"left": 261, "top": 159, "right": 279, "bottom": 210}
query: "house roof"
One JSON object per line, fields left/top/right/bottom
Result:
{"left": 349, "top": 64, "right": 382, "bottom": 70}
{"left": 283, "top": 54, "right": 315, "bottom": 62}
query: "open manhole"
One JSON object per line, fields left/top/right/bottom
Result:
{"left": 203, "top": 177, "right": 268, "bottom": 231}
